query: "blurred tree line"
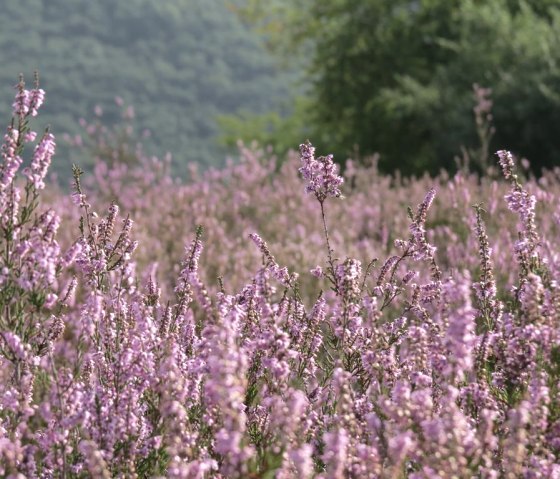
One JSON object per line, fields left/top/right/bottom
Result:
{"left": 223, "top": 0, "right": 560, "bottom": 175}
{"left": 0, "top": 0, "right": 298, "bottom": 176}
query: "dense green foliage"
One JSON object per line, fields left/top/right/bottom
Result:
{"left": 0, "top": 0, "right": 296, "bottom": 175}
{"left": 235, "top": 0, "right": 560, "bottom": 174}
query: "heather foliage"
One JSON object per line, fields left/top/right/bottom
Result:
{"left": 2, "top": 80, "right": 560, "bottom": 478}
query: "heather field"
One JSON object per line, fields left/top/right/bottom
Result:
{"left": 2, "top": 79, "right": 560, "bottom": 479}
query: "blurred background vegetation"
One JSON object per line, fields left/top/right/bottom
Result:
{"left": 0, "top": 0, "right": 301, "bottom": 176}
{"left": 3, "top": 0, "right": 560, "bottom": 177}
{"left": 230, "top": 0, "right": 560, "bottom": 175}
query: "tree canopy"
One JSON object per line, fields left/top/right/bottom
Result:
{"left": 234, "top": 0, "right": 560, "bottom": 174}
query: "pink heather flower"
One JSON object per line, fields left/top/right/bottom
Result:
{"left": 519, "top": 273, "right": 544, "bottom": 319}
{"left": 496, "top": 150, "right": 515, "bottom": 180}
{"left": 249, "top": 232, "right": 291, "bottom": 285}
{"left": 402, "top": 270, "right": 417, "bottom": 284}
{"left": 46, "top": 315, "right": 65, "bottom": 344}
{"left": 78, "top": 441, "right": 111, "bottom": 479}
{"left": 299, "top": 140, "right": 343, "bottom": 201}
{"left": 1, "top": 331, "right": 29, "bottom": 362}
{"left": 71, "top": 191, "right": 87, "bottom": 207}
{"left": 43, "top": 293, "right": 58, "bottom": 309}
{"left": 309, "top": 295, "right": 326, "bottom": 328}
{"left": 24, "top": 131, "right": 56, "bottom": 189}
{"left": 24, "top": 131, "right": 37, "bottom": 143}
{"left": 497, "top": 150, "right": 540, "bottom": 269}
{"left": 12, "top": 86, "right": 30, "bottom": 117}
{"left": 410, "top": 188, "right": 436, "bottom": 249}
{"left": 62, "top": 241, "right": 83, "bottom": 266}
{"left": 288, "top": 444, "right": 314, "bottom": 478}
{"left": 388, "top": 430, "right": 415, "bottom": 465}
{"left": 249, "top": 231, "right": 267, "bottom": 251}
{"left": 28, "top": 88, "right": 45, "bottom": 117}
{"left": 0, "top": 126, "right": 23, "bottom": 190}
{"left": 407, "top": 188, "right": 441, "bottom": 281}
{"left": 377, "top": 255, "right": 399, "bottom": 285}
{"left": 505, "top": 189, "right": 537, "bottom": 218}
{"left": 335, "top": 257, "right": 362, "bottom": 299}
{"left": 310, "top": 265, "right": 324, "bottom": 278}
{"left": 443, "top": 273, "right": 477, "bottom": 380}
{"left": 183, "top": 228, "right": 203, "bottom": 275}
{"left": 504, "top": 188, "right": 539, "bottom": 249}
{"left": 322, "top": 428, "right": 349, "bottom": 479}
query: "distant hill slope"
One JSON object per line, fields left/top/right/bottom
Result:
{"left": 0, "top": 0, "right": 296, "bottom": 176}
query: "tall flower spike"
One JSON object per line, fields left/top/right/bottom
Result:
{"left": 472, "top": 204, "right": 502, "bottom": 327}
{"left": 0, "top": 126, "right": 22, "bottom": 191}
{"left": 28, "top": 73, "right": 45, "bottom": 117}
{"left": 496, "top": 150, "right": 515, "bottom": 181}
{"left": 12, "top": 76, "right": 30, "bottom": 118}
{"left": 24, "top": 130, "right": 56, "bottom": 190}
{"left": 496, "top": 150, "right": 540, "bottom": 279}
{"left": 28, "top": 88, "right": 45, "bottom": 117}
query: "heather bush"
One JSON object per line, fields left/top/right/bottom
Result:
{"left": 1, "top": 77, "right": 560, "bottom": 478}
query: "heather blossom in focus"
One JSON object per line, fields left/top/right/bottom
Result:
{"left": 497, "top": 149, "right": 541, "bottom": 284}
{"left": 23, "top": 130, "right": 56, "bottom": 189}
{"left": 12, "top": 74, "right": 45, "bottom": 119}
{"left": 299, "top": 140, "right": 343, "bottom": 201}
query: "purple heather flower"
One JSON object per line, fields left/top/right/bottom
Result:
{"left": 28, "top": 88, "right": 45, "bottom": 117}
{"left": 497, "top": 149, "right": 515, "bottom": 180}
{"left": 409, "top": 188, "right": 439, "bottom": 264}
{"left": 388, "top": 430, "right": 415, "bottom": 465}
{"left": 321, "top": 428, "right": 349, "bottom": 479}
{"left": 288, "top": 444, "right": 314, "bottom": 478}
{"left": 24, "top": 131, "right": 37, "bottom": 143}
{"left": 0, "top": 126, "right": 23, "bottom": 190}
{"left": 335, "top": 257, "right": 362, "bottom": 299}
{"left": 12, "top": 86, "right": 30, "bottom": 118}
{"left": 78, "top": 441, "right": 111, "bottom": 479}
{"left": 249, "top": 232, "right": 291, "bottom": 286}
{"left": 2, "top": 331, "right": 30, "bottom": 362}
{"left": 377, "top": 255, "right": 399, "bottom": 285}
{"left": 310, "top": 265, "right": 324, "bottom": 278}
{"left": 3, "top": 78, "right": 560, "bottom": 477}
{"left": 24, "top": 131, "right": 56, "bottom": 189}
{"left": 399, "top": 270, "right": 415, "bottom": 284}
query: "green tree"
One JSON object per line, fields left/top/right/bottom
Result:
{"left": 237, "top": 0, "right": 560, "bottom": 174}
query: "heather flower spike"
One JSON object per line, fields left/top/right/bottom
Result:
{"left": 249, "top": 232, "right": 291, "bottom": 286}
{"left": 497, "top": 149, "right": 516, "bottom": 181}
{"left": 299, "top": 141, "right": 346, "bottom": 293}
{"left": 299, "top": 140, "right": 344, "bottom": 202}
{"left": 23, "top": 129, "right": 56, "bottom": 189}
{"left": 496, "top": 149, "right": 542, "bottom": 282}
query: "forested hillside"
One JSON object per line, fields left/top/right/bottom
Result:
{"left": 0, "top": 0, "right": 297, "bottom": 176}
{"left": 235, "top": 0, "right": 560, "bottom": 175}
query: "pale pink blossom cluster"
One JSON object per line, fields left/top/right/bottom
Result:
{"left": 299, "top": 140, "right": 344, "bottom": 201}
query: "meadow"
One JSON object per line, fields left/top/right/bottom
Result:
{"left": 1, "top": 77, "right": 560, "bottom": 478}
